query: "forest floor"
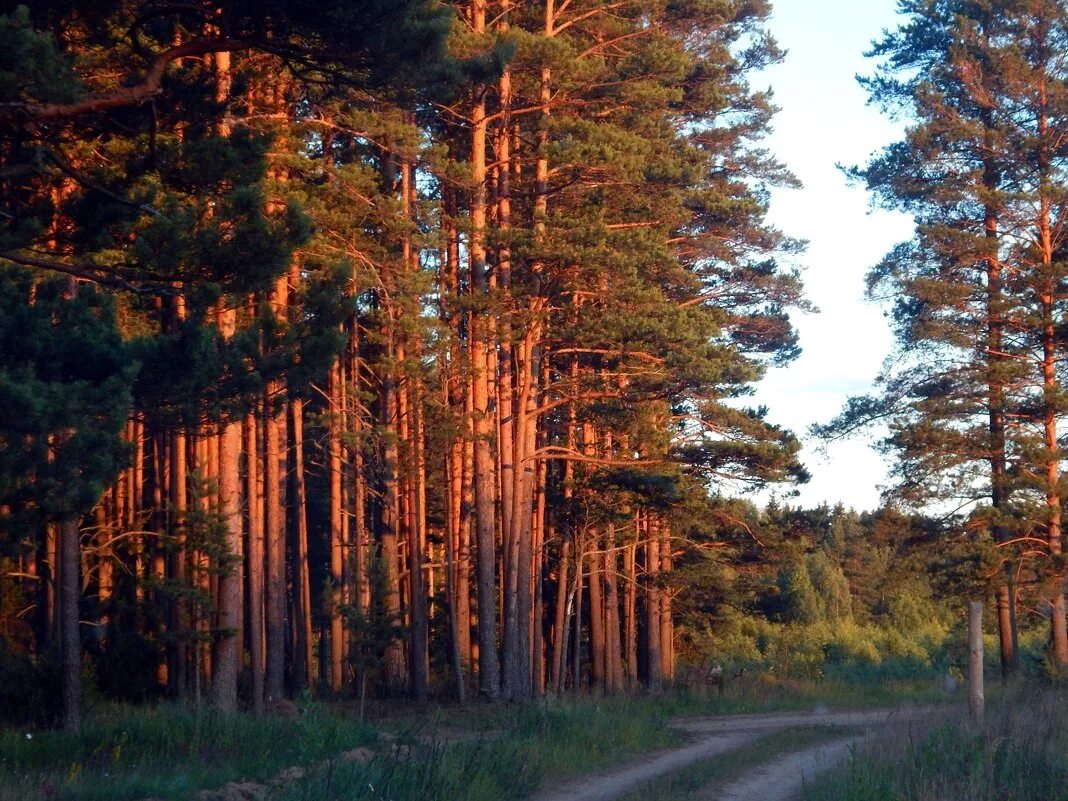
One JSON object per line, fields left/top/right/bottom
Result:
{"left": 0, "top": 680, "right": 951, "bottom": 801}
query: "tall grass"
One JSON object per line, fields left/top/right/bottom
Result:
{"left": 802, "top": 687, "right": 1068, "bottom": 801}
{"left": 0, "top": 676, "right": 955, "bottom": 801}
{"left": 275, "top": 698, "right": 682, "bottom": 801}
{"left": 0, "top": 703, "right": 377, "bottom": 801}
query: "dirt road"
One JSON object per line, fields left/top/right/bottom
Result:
{"left": 530, "top": 707, "right": 922, "bottom": 801}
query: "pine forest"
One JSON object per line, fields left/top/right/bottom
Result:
{"left": 2, "top": 3, "right": 1068, "bottom": 801}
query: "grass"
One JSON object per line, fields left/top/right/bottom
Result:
{"left": 801, "top": 686, "right": 1068, "bottom": 801}
{"left": 617, "top": 725, "right": 847, "bottom": 801}
{"left": 273, "top": 698, "right": 684, "bottom": 801}
{"left": 0, "top": 702, "right": 378, "bottom": 801}
{"left": 0, "top": 676, "right": 955, "bottom": 801}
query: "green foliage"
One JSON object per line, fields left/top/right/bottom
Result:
{"left": 344, "top": 555, "right": 408, "bottom": 695}
{"left": 0, "top": 269, "right": 136, "bottom": 528}
{"left": 0, "top": 639, "right": 61, "bottom": 726}
{"left": 0, "top": 5, "right": 78, "bottom": 107}
{"left": 674, "top": 502, "right": 956, "bottom": 679}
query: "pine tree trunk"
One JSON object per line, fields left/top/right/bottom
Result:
{"left": 264, "top": 274, "right": 289, "bottom": 703}
{"left": 470, "top": 0, "right": 500, "bottom": 701}
{"left": 378, "top": 322, "right": 408, "bottom": 694}
{"left": 659, "top": 523, "right": 674, "bottom": 683}
{"left": 603, "top": 533, "right": 623, "bottom": 693}
{"left": 980, "top": 100, "right": 1018, "bottom": 678}
{"left": 289, "top": 397, "right": 314, "bottom": 691}
{"left": 409, "top": 376, "right": 430, "bottom": 703}
{"left": 571, "top": 537, "right": 583, "bottom": 691}
{"left": 496, "top": 7, "right": 519, "bottom": 698}
{"left": 213, "top": 300, "right": 243, "bottom": 711}
{"left": 208, "top": 49, "right": 242, "bottom": 711}
{"left": 644, "top": 515, "right": 662, "bottom": 693}
{"left": 169, "top": 427, "right": 189, "bottom": 699}
{"left": 588, "top": 530, "right": 605, "bottom": 693}
{"left": 624, "top": 533, "right": 638, "bottom": 689}
{"left": 551, "top": 536, "right": 570, "bottom": 693}
{"left": 532, "top": 433, "right": 547, "bottom": 696}
{"left": 328, "top": 358, "right": 346, "bottom": 692}
{"left": 60, "top": 517, "right": 81, "bottom": 729}
{"left": 246, "top": 406, "right": 265, "bottom": 712}
{"left": 445, "top": 439, "right": 467, "bottom": 701}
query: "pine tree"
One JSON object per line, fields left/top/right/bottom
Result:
{"left": 825, "top": 0, "right": 1068, "bottom": 672}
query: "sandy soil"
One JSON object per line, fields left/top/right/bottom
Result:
{"left": 705, "top": 734, "right": 868, "bottom": 801}
{"left": 530, "top": 707, "right": 923, "bottom": 801}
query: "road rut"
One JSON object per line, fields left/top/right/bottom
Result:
{"left": 530, "top": 707, "right": 922, "bottom": 801}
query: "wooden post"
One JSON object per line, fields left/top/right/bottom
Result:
{"left": 969, "top": 600, "right": 984, "bottom": 723}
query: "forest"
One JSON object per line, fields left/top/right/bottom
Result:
{"left": 2, "top": 2, "right": 1068, "bottom": 801}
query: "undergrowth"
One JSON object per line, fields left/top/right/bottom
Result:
{"left": 802, "top": 688, "right": 1068, "bottom": 801}
{"left": 0, "top": 676, "right": 953, "bottom": 801}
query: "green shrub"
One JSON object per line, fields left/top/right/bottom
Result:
{"left": 0, "top": 641, "right": 61, "bottom": 726}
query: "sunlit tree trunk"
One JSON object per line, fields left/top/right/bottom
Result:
{"left": 289, "top": 395, "right": 313, "bottom": 691}
{"left": 328, "top": 358, "right": 346, "bottom": 692}
{"left": 211, "top": 50, "right": 242, "bottom": 711}
{"left": 644, "top": 514, "right": 662, "bottom": 692}
{"left": 245, "top": 401, "right": 265, "bottom": 711}
{"left": 470, "top": 0, "right": 500, "bottom": 700}
{"left": 264, "top": 280, "right": 288, "bottom": 701}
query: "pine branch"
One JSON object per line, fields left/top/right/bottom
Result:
{"left": 0, "top": 37, "right": 253, "bottom": 127}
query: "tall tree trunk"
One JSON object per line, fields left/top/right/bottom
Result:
{"left": 644, "top": 515, "right": 662, "bottom": 693}
{"left": 603, "top": 529, "right": 623, "bottom": 693}
{"left": 213, "top": 300, "right": 243, "bottom": 711}
{"left": 289, "top": 396, "right": 314, "bottom": 691}
{"left": 169, "top": 426, "right": 189, "bottom": 699}
{"left": 571, "top": 535, "right": 583, "bottom": 691}
{"left": 659, "top": 523, "right": 674, "bottom": 683}
{"left": 1037, "top": 75, "right": 1068, "bottom": 669}
{"left": 209, "top": 49, "right": 242, "bottom": 711}
{"left": 443, "top": 188, "right": 472, "bottom": 685}
{"left": 497, "top": 1, "right": 521, "bottom": 701}
{"left": 350, "top": 323, "right": 370, "bottom": 621}
{"left": 245, "top": 405, "right": 265, "bottom": 712}
{"left": 588, "top": 529, "right": 605, "bottom": 693}
{"left": 532, "top": 429, "right": 547, "bottom": 696}
{"left": 980, "top": 97, "right": 1017, "bottom": 678}
{"left": 264, "top": 317, "right": 288, "bottom": 702}
{"left": 59, "top": 517, "right": 81, "bottom": 729}
{"left": 624, "top": 532, "right": 638, "bottom": 689}
{"left": 328, "top": 358, "right": 346, "bottom": 692}
{"left": 409, "top": 375, "right": 430, "bottom": 703}
{"left": 470, "top": 0, "right": 500, "bottom": 700}
{"left": 378, "top": 318, "right": 408, "bottom": 694}
{"left": 551, "top": 536, "right": 570, "bottom": 693}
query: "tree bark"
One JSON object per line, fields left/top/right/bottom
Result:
{"left": 470, "top": 0, "right": 500, "bottom": 701}
{"left": 328, "top": 358, "right": 346, "bottom": 693}
{"left": 644, "top": 515, "right": 662, "bottom": 693}
{"left": 245, "top": 406, "right": 265, "bottom": 712}
{"left": 60, "top": 517, "right": 81, "bottom": 729}
{"left": 289, "top": 397, "right": 313, "bottom": 691}
{"left": 213, "top": 303, "right": 243, "bottom": 711}
{"left": 264, "top": 343, "right": 288, "bottom": 702}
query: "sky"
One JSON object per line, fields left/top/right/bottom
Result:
{"left": 749, "top": 0, "right": 916, "bottom": 510}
